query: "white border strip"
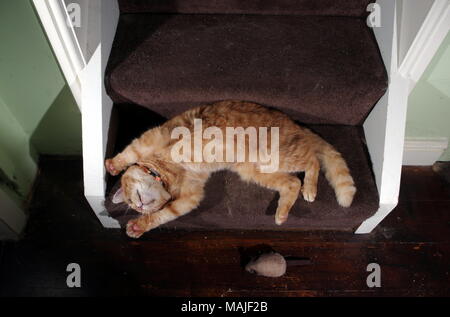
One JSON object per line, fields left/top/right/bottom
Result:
{"left": 359, "top": 0, "right": 411, "bottom": 234}
{"left": 81, "top": 0, "right": 120, "bottom": 228}
{"left": 355, "top": 203, "right": 396, "bottom": 234}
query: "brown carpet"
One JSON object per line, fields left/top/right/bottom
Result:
{"left": 106, "top": 13, "right": 387, "bottom": 125}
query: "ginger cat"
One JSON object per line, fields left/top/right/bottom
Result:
{"left": 106, "top": 101, "right": 356, "bottom": 238}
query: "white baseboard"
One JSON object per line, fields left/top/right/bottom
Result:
{"left": 403, "top": 137, "right": 449, "bottom": 166}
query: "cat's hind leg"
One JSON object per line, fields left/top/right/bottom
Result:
{"left": 302, "top": 157, "right": 320, "bottom": 203}
{"left": 234, "top": 165, "right": 301, "bottom": 225}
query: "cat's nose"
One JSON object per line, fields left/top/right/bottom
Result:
{"left": 136, "top": 201, "right": 143, "bottom": 208}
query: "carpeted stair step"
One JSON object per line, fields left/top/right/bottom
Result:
{"left": 118, "top": 0, "right": 373, "bottom": 17}
{"left": 105, "top": 104, "right": 379, "bottom": 231}
{"left": 106, "top": 13, "right": 387, "bottom": 125}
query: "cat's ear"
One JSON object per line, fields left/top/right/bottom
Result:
{"left": 112, "top": 187, "right": 125, "bottom": 204}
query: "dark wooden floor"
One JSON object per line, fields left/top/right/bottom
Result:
{"left": 0, "top": 157, "right": 449, "bottom": 296}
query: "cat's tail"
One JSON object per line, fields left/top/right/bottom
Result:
{"left": 317, "top": 143, "right": 356, "bottom": 207}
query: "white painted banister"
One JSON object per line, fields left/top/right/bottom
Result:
{"left": 399, "top": 0, "right": 450, "bottom": 93}
{"left": 32, "top": 0, "right": 86, "bottom": 109}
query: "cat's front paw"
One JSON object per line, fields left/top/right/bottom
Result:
{"left": 302, "top": 185, "right": 317, "bottom": 202}
{"left": 105, "top": 159, "right": 120, "bottom": 176}
{"left": 126, "top": 218, "right": 149, "bottom": 238}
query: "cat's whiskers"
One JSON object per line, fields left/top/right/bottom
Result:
{"left": 124, "top": 205, "right": 131, "bottom": 216}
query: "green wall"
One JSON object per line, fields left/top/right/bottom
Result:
{"left": 0, "top": 96, "right": 37, "bottom": 204}
{"left": 0, "top": 0, "right": 81, "bottom": 204}
{"left": 406, "top": 31, "right": 450, "bottom": 161}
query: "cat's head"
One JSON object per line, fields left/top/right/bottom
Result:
{"left": 112, "top": 164, "right": 171, "bottom": 214}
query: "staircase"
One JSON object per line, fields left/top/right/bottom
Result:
{"left": 104, "top": 0, "right": 388, "bottom": 231}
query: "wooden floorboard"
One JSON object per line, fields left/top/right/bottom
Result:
{"left": 0, "top": 158, "right": 449, "bottom": 296}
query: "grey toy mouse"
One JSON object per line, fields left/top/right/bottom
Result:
{"left": 245, "top": 252, "right": 312, "bottom": 277}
